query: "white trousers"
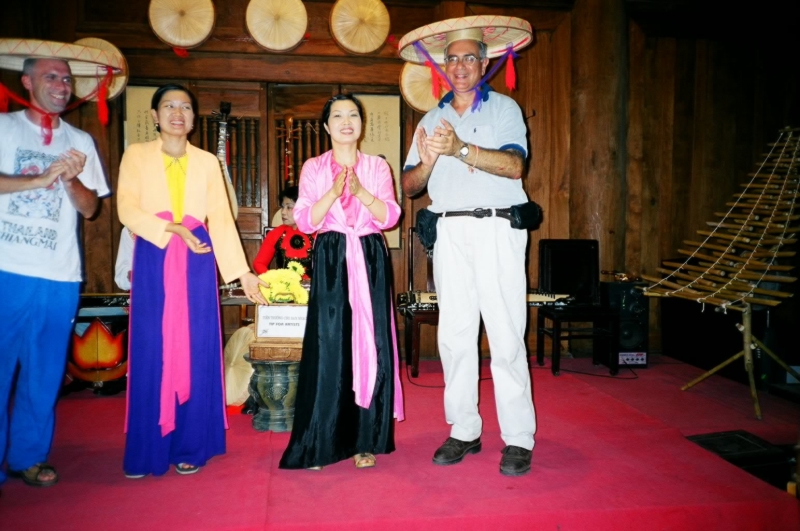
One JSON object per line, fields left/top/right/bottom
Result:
{"left": 433, "top": 215, "right": 536, "bottom": 450}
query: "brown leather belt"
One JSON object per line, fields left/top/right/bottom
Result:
{"left": 440, "top": 207, "right": 514, "bottom": 222}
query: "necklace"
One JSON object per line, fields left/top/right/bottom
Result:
{"left": 163, "top": 152, "right": 187, "bottom": 175}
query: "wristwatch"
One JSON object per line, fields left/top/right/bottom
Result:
{"left": 458, "top": 143, "right": 470, "bottom": 160}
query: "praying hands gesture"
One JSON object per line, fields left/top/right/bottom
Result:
{"left": 329, "top": 165, "right": 348, "bottom": 199}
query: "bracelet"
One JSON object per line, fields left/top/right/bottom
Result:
{"left": 364, "top": 194, "right": 376, "bottom": 207}
{"left": 470, "top": 145, "right": 481, "bottom": 173}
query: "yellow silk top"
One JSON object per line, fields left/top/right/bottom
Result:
{"left": 163, "top": 153, "right": 187, "bottom": 223}
{"left": 117, "top": 138, "right": 248, "bottom": 284}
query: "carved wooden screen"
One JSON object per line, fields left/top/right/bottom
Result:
{"left": 197, "top": 115, "right": 262, "bottom": 209}
{"left": 275, "top": 117, "right": 329, "bottom": 187}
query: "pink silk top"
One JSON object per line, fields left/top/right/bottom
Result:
{"left": 294, "top": 151, "right": 404, "bottom": 420}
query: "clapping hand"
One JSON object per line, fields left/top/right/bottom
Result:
{"left": 57, "top": 149, "right": 87, "bottom": 182}
{"left": 415, "top": 127, "right": 439, "bottom": 168}
{"left": 428, "top": 119, "right": 462, "bottom": 157}
{"left": 38, "top": 160, "right": 67, "bottom": 189}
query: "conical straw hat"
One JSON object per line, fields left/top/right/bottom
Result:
{"left": 398, "top": 15, "right": 533, "bottom": 64}
{"left": 330, "top": 0, "right": 390, "bottom": 55}
{"left": 148, "top": 0, "right": 215, "bottom": 49}
{"left": 246, "top": 0, "right": 308, "bottom": 52}
{"left": 224, "top": 324, "right": 256, "bottom": 407}
{"left": 0, "top": 38, "right": 125, "bottom": 75}
{"left": 73, "top": 38, "right": 128, "bottom": 101}
{"left": 399, "top": 62, "right": 441, "bottom": 113}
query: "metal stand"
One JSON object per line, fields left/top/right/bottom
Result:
{"left": 681, "top": 304, "right": 800, "bottom": 420}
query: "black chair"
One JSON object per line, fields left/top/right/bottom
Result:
{"left": 399, "top": 227, "right": 439, "bottom": 378}
{"left": 535, "top": 239, "right": 619, "bottom": 376}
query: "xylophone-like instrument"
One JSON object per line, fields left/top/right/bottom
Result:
{"left": 397, "top": 290, "right": 572, "bottom": 311}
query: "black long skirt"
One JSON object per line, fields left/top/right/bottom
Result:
{"left": 279, "top": 231, "right": 396, "bottom": 469}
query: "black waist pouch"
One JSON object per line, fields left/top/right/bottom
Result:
{"left": 415, "top": 208, "right": 439, "bottom": 249}
{"left": 509, "top": 201, "right": 543, "bottom": 230}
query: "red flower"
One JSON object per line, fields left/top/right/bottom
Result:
{"left": 280, "top": 230, "right": 312, "bottom": 260}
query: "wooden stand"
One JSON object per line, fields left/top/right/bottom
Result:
{"left": 681, "top": 304, "right": 800, "bottom": 420}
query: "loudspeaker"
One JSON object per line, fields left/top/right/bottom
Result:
{"left": 601, "top": 281, "right": 649, "bottom": 367}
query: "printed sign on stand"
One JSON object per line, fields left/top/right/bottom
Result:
{"left": 256, "top": 305, "right": 308, "bottom": 339}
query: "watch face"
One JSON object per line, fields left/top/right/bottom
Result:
{"left": 460, "top": 145, "right": 469, "bottom": 157}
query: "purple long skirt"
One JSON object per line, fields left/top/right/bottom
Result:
{"left": 123, "top": 226, "right": 226, "bottom": 476}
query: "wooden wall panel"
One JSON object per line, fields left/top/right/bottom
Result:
{"left": 570, "top": 0, "right": 627, "bottom": 273}
{"left": 666, "top": 37, "right": 695, "bottom": 263}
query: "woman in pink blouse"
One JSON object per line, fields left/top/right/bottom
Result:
{"left": 279, "top": 94, "right": 404, "bottom": 470}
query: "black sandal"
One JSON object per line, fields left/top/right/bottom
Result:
{"left": 176, "top": 463, "right": 200, "bottom": 475}
{"left": 9, "top": 463, "right": 59, "bottom": 487}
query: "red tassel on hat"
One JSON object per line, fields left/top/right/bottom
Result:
{"left": 173, "top": 47, "right": 190, "bottom": 58}
{"left": 0, "top": 83, "right": 9, "bottom": 113}
{"left": 97, "top": 66, "right": 112, "bottom": 126}
{"left": 505, "top": 52, "right": 517, "bottom": 91}
{"left": 425, "top": 60, "right": 442, "bottom": 100}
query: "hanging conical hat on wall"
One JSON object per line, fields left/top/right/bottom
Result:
{"left": 148, "top": 0, "right": 216, "bottom": 49}
{"left": 330, "top": 0, "right": 390, "bottom": 55}
{"left": 73, "top": 38, "right": 128, "bottom": 101}
{"left": 399, "top": 62, "right": 441, "bottom": 113}
{"left": 398, "top": 15, "right": 532, "bottom": 64}
{"left": 246, "top": 0, "right": 308, "bottom": 52}
{"left": 0, "top": 38, "right": 125, "bottom": 76}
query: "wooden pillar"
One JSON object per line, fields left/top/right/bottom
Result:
{"left": 570, "top": 0, "right": 628, "bottom": 271}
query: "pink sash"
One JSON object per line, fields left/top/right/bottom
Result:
{"left": 157, "top": 213, "right": 203, "bottom": 436}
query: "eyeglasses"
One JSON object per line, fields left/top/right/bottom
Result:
{"left": 445, "top": 54, "right": 479, "bottom": 66}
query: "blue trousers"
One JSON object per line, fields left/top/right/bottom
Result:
{"left": 0, "top": 270, "right": 79, "bottom": 484}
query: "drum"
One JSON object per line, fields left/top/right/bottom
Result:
{"left": 67, "top": 294, "right": 130, "bottom": 393}
{"left": 247, "top": 358, "right": 300, "bottom": 432}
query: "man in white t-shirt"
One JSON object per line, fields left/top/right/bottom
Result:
{"left": 400, "top": 19, "right": 536, "bottom": 477}
{"left": 0, "top": 58, "right": 110, "bottom": 488}
{"left": 114, "top": 227, "right": 134, "bottom": 291}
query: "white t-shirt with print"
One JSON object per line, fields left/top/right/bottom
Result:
{"left": 0, "top": 111, "right": 110, "bottom": 282}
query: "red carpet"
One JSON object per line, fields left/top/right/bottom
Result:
{"left": 1, "top": 356, "right": 798, "bottom": 530}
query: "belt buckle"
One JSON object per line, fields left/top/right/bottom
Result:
{"left": 473, "top": 208, "right": 491, "bottom": 219}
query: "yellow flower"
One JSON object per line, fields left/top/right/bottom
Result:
{"left": 286, "top": 261, "right": 306, "bottom": 277}
{"left": 257, "top": 267, "right": 309, "bottom": 304}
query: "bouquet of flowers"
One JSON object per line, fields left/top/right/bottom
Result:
{"left": 257, "top": 261, "right": 309, "bottom": 304}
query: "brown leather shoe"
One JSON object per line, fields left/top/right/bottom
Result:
{"left": 499, "top": 446, "right": 532, "bottom": 476}
{"left": 432, "top": 437, "right": 482, "bottom": 465}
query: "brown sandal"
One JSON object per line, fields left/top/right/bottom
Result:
{"left": 353, "top": 453, "right": 376, "bottom": 469}
{"left": 9, "top": 463, "right": 59, "bottom": 487}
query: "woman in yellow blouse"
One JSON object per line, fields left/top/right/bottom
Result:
{"left": 117, "top": 84, "right": 266, "bottom": 478}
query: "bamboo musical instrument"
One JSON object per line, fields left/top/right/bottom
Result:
{"left": 642, "top": 126, "right": 800, "bottom": 419}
